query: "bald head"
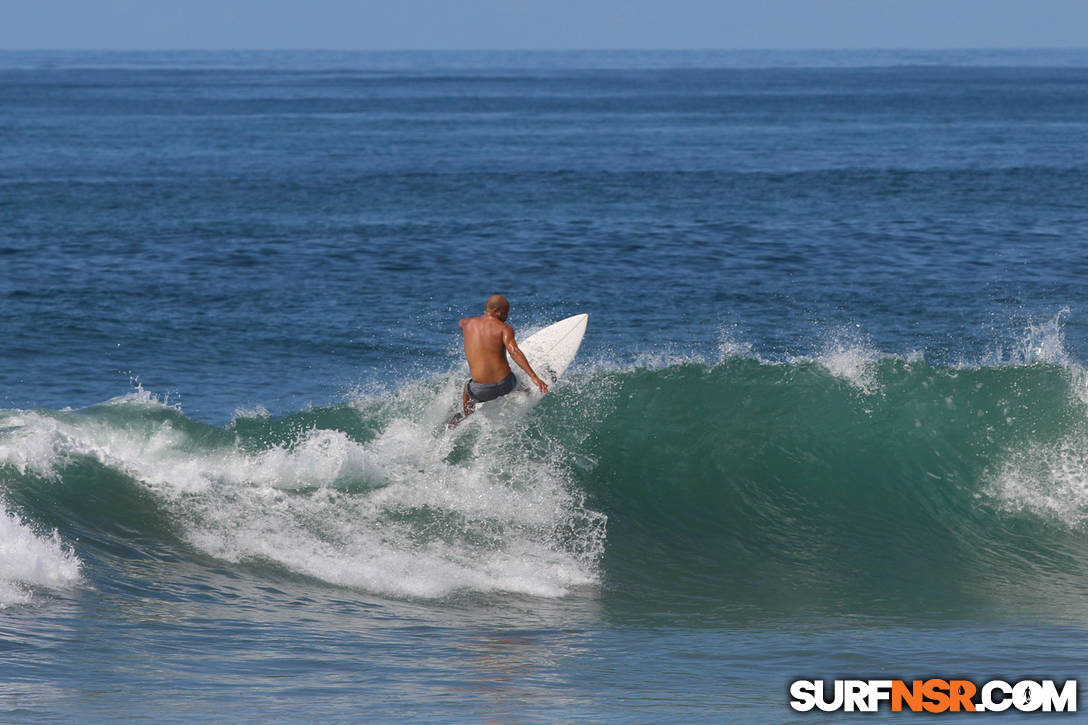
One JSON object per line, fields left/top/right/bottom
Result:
{"left": 485, "top": 294, "right": 509, "bottom": 315}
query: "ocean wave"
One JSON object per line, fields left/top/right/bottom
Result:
{"left": 4, "top": 343, "right": 1088, "bottom": 611}
{"left": 553, "top": 351, "right": 1088, "bottom": 616}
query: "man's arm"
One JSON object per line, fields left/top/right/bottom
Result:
{"left": 502, "top": 326, "right": 549, "bottom": 394}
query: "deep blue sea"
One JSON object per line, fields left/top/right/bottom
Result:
{"left": 3, "top": 49, "right": 1088, "bottom": 722}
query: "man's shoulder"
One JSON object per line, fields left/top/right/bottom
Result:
{"left": 461, "top": 315, "right": 510, "bottom": 335}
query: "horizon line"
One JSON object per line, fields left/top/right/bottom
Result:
{"left": 4, "top": 46, "right": 1088, "bottom": 53}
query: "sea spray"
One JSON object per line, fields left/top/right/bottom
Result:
{"left": 0, "top": 499, "right": 81, "bottom": 607}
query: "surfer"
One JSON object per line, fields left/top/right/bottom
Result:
{"left": 451, "top": 294, "right": 549, "bottom": 426}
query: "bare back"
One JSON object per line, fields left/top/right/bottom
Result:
{"left": 451, "top": 296, "right": 548, "bottom": 425}
{"left": 460, "top": 315, "right": 513, "bottom": 384}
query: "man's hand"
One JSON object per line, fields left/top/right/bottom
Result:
{"left": 532, "top": 377, "right": 549, "bottom": 394}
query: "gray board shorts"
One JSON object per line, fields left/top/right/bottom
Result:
{"left": 465, "top": 372, "right": 518, "bottom": 403}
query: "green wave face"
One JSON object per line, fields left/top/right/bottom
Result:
{"left": 4, "top": 358, "right": 1088, "bottom": 619}
{"left": 564, "top": 358, "right": 1088, "bottom": 620}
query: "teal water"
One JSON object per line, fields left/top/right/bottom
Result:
{"left": 3, "top": 50, "right": 1088, "bottom": 721}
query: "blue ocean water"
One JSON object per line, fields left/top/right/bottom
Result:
{"left": 2, "top": 49, "right": 1088, "bottom": 722}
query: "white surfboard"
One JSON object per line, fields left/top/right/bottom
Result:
{"left": 513, "top": 313, "right": 589, "bottom": 390}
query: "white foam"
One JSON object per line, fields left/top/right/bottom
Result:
{"left": 798, "top": 327, "right": 885, "bottom": 395}
{"left": 0, "top": 381, "right": 606, "bottom": 600}
{"left": 0, "top": 409, "right": 385, "bottom": 496}
{"left": 987, "top": 436, "right": 1088, "bottom": 527}
{"left": 0, "top": 413, "right": 67, "bottom": 477}
{"left": 0, "top": 499, "right": 82, "bottom": 608}
{"left": 180, "top": 409, "right": 605, "bottom": 598}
